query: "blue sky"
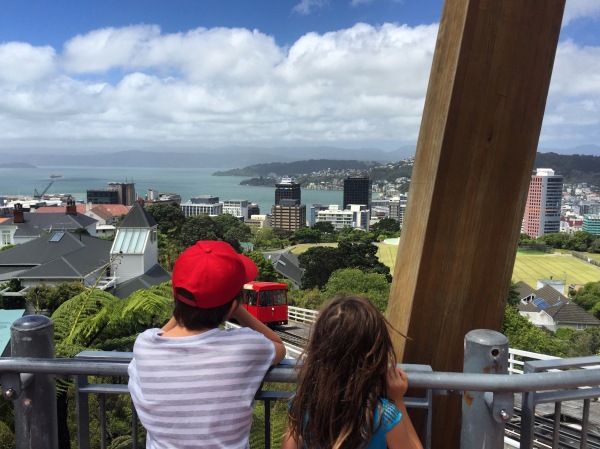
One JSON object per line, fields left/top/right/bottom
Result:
{"left": 0, "top": 0, "right": 599, "bottom": 156}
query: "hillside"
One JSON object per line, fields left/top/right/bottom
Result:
{"left": 213, "top": 152, "right": 600, "bottom": 186}
{"left": 534, "top": 153, "right": 600, "bottom": 184}
{"left": 213, "top": 159, "right": 380, "bottom": 177}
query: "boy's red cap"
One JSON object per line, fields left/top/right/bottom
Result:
{"left": 172, "top": 240, "right": 258, "bottom": 308}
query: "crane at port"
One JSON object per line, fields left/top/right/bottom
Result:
{"left": 34, "top": 180, "right": 55, "bottom": 199}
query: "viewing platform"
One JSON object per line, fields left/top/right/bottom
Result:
{"left": 2, "top": 314, "right": 599, "bottom": 449}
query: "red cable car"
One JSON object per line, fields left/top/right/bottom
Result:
{"left": 242, "top": 281, "right": 288, "bottom": 326}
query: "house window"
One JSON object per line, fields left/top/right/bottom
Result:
{"left": 1, "top": 230, "right": 11, "bottom": 246}
{"left": 577, "top": 324, "right": 585, "bottom": 330}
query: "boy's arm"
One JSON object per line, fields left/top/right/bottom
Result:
{"left": 229, "top": 304, "right": 287, "bottom": 365}
{"left": 386, "top": 367, "right": 424, "bottom": 449}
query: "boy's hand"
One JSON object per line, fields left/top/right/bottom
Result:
{"left": 387, "top": 367, "right": 409, "bottom": 404}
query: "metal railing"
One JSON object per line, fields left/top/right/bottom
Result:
{"left": 1, "top": 315, "right": 600, "bottom": 449}
{"left": 287, "top": 306, "right": 319, "bottom": 324}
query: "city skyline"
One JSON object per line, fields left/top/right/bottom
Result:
{"left": 0, "top": 0, "right": 599, "bottom": 155}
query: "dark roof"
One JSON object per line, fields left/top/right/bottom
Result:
{"left": 1, "top": 212, "right": 97, "bottom": 238}
{"left": 110, "top": 264, "right": 171, "bottom": 299}
{"left": 0, "top": 232, "right": 111, "bottom": 281}
{"left": 119, "top": 202, "right": 157, "bottom": 228}
{"left": 515, "top": 281, "right": 600, "bottom": 326}
{"left": 514, "top": 281, "right": 536, "bottom": 299}
{"left": 263, "top": 250, "right": 303, "bottom": 287}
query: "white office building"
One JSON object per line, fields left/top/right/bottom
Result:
{"left": 315, "top": 204, "right": 370, "bottom": 231}
{"left": 180, "top": 196, "right": 223, "bottom": 217}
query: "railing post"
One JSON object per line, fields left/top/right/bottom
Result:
{"left": 11, "top": 315, "right": 58, "bottom": 449}
{"left": 461, "top": 329, "right": 510, "bottom": 449}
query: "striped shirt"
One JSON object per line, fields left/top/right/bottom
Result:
{"left": 128, "top": 327, "right": 276, "bottom": 449}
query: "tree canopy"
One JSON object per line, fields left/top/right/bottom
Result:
{"left": 298, "top": 241, "right": 391, "bottom": 289}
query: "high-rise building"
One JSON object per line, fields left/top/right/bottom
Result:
{"left": 108, "top": 182, "right": 136, "bottom": 206}
{"left": 87, "top": 189, "right": 119, "bottom": 205}
{"left": 343, "top": 177, "right": 372, "bottom": 210}
{"left": 271, "top": 200, "right": 306, "bottom": 231}
{"left": 271, "top": 178, "right": 306, "bottom": 231}
{"left": 582, "top": 215, "right": 600, "bottom": 235}
{"left": 522, "top": 168, "right": 564, "bottom": 238}
{"left": 275, "top": 177, "right": 301, "bottom": 205}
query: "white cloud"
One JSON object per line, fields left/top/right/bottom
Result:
{"left": 0, "top": 42, "right": 56, "bottom": 84}
{"left": 563, "top": 0, "right": 600, "bottom": 25}
{"left": 0, "top": 22, "right": 598, "bottom": 152}
{"left": 293, "top": 0, "right": 329, "bottom": 15}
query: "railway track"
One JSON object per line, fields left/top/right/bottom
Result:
{"left": 273, "top": 327, "right": 308, "bottom": 349}
{"left": 506, "top": 408, "right": 600, "bottom": 448}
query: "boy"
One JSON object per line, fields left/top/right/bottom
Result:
{"left": 128, "top": 240, "right": 287, "bottom": 449}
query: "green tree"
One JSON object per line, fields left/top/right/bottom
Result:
{"left": 214, "top": 214, "right": 252, "bottom": 242}
{"left": 506, "top": 282, "right": 521, "bottom": 307}
{"left": 287, "top": 288, "right": 326, "bottom": 310}
{"left": 371, "top": 217, "right": 400, "bottom": 234}
{"left": 157, "top": 230, "right": 185, "bottom": 272}
{"left": 323, "top": 268, "right": 391, "bottom": 312}
{"left": 536, "top": 232, "right": 570, "bottom": 249}
{"left": 292, "top": 227, "right": 321, "bottom": 244}
{"left": 564, "top": 328, "right": 600, "bottom": 357}
{"left": 24, "top": 282, "right": 86, "bottom": 315}
{"left": 502, "top": 306, "right": 566, "bottom": 356}
{"left": 338, "top": 241, "right": 391, "bottom": 281}
{"left": 589, "top": 237, "right": 600, "bottom": 254}
{"left": 313, "top": 221, "right": 334, "bottom": 234}
{"left": 245, "top": 251, "right": 279, "bottom": 282}
{"left": 572, "top": 282, "right": 600, "bottom": 311}
{"left": 180, "top": 214, "right": 219, "bottom": 247}
{"left": 146, "top": 202, "right": 186, "bottom": 235}
{"left": 566, "top": 230, "right": 595, "bottom": 252}
{"left": 298, "top": 246, "right": 344, "bottom": 289}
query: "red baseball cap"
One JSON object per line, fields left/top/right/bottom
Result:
{"left": 172, "top": 240, "right": 258, "bottom": 308}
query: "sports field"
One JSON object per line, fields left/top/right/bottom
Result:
{"left": 376, "top": 245, "right": 600, "bottom": 286}
{"left": 291, "top": 243, "right": 600, "bottom": 287}
{"left": 512, "top": 252, "right": 600, "bottom": 286}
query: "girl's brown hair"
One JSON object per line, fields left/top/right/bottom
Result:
{"left": 288, "top": 295, "right": 397, "bottom": 449}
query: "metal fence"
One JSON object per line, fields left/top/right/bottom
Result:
{"left": 2, "top": 315, "right": 600, "bottom": 449}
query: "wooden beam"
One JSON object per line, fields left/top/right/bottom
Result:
{"left": 386, "top": 0, "right": 565, "bottom": 447}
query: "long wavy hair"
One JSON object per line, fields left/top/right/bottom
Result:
{"left": 288, "top": 295, "right": 398, "bottom": 449}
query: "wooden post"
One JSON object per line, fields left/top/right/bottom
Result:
{"left": 386, "top": 0, "right": 565, "bottom": 447}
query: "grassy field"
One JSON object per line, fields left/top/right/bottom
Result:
{"left": 512, "top": 252, "right": 600, "bottom": 286}
{"left": 287, "top": 243, "right": 600, "bottom": 287}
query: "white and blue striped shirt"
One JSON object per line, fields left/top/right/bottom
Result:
{"left": 128, "top": 327, "right": 275, "bottom": 449}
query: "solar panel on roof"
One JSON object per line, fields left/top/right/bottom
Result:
{"left": 49, "top": 231, "right": 66, "bottom": 242}
{"left": 533, "top": 298, "right": 551, "bottom": 310}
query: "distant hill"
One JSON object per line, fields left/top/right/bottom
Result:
{"left": 0, "top": 147, "right": 400, "bottom": 169}
{"left": 213, "top": 160, "right": 380, "bottom": 177}
{"left": 534, "top": 152, "right": 600, "bottom": 184}
{"left": 211, "top": 152, "right": 600, "bottom": 186}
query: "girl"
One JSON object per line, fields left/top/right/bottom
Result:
{"left": 282, "top": 295, "right": 423, "bottom": 449}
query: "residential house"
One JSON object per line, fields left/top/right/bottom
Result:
{"left": 0, "top": 201, "right": 97, "bottom": 248}
{"left": 108, "top": 202, "right": 171, "bottom": 299}
{"left": 514, "top": 281, "right": 600, "bottom": 331}
{"left": 0, "top": 202, "right": 171, "bottom": 305}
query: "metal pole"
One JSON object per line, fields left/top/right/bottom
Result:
{"left": 11, "top": 315, "right": 58, "bottom": 449}
{"left": 461, "top": 329, "right": 510, "bottom": 449}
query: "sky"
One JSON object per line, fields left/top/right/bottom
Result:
{"left": 0, "top": 0, "right": 599, "bottom": 156}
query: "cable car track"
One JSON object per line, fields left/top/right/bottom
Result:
{"left": 273, "top": 328, "right": 308, "bottom": 349}
{"left": 506, "top": 408, "right": 600, "bottom": 448}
